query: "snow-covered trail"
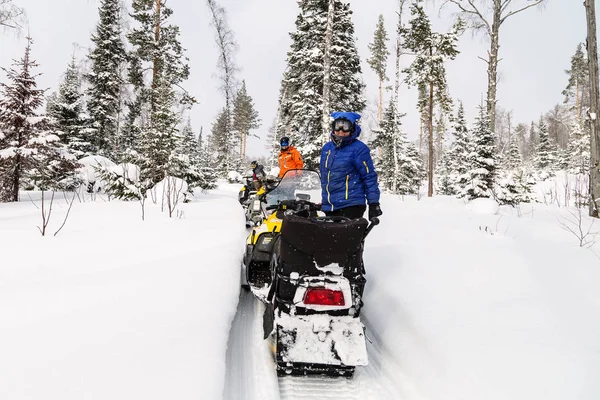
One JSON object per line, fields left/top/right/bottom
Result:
{"left": 223, "top": 289, "right": 404, "bottom": 400}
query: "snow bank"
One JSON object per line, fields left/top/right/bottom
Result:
{"left": 465, "top": 197, "right": 499, "bottom": 215}
{"left": 0, "top": 183, "right": 247, "bottom": 400}
{"left": 363, "top": 195, "right": 600, "bottom": 400}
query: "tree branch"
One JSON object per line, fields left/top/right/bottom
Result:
{"left": 501, "top": 0, "right": 545, "bottom": 24}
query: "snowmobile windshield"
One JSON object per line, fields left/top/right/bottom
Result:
{"left": 266, "top": 169, "right": 321, "bottom": 208}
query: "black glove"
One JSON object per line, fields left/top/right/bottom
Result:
{"left": 368, "top": 202, "right": 383, "bottom": 220}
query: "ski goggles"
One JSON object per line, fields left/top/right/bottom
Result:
{"left": 332, "top": 119, "right": 353, "bottom": 133}
{"left": 280, "top": 141, "right": 289, "bottom": 148}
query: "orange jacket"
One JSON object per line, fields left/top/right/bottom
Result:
{"left": 278, "top": 145, "right": 304, "bottom": 178}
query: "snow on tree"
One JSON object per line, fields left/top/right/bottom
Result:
{"left": 367, "top": 14, "right": 390, "bottom": 122}
{"left": 232, "top": 80, "right": 261, "bottom": 158}
{"left": 48, "top": 56, "right": 93, "bottom": 157}
{"left": 0, "top": 37, "right": 79, "bottom": 202}
{"left": 503, "top": 133, "right": 522, "bottom": 171}
{"left": 372, "top": 100, "right": 424, "bottom": 195}
{"left": 86, "top": 0, "right": 127, "bottom": 157}
{"left": 566, "top": 119, "right": 591, "bottom": 174}
{"left": 535, "top": 117, "right": 557, "bottom": 171}
{"left": 445, "top": 101, "right": 472, "bottom": 194}
{"left": 277, "top": 0, "right": 366, "bottom": 168}
{"left": 459, "top": 106, "right": 496, "bottom": 200}
{"left": 402, "top": 0, "right": 462, "bottom": 197}
{"left": 210, "top": 106, "right": 235, "bottom": 174}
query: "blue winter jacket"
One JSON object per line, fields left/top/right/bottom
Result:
{"left": 320, "top": 112, "right": 381, "bottom": 212}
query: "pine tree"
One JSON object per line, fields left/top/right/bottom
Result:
{"left": 372, "top": 100, "right": 424, "bottom": 194}
{"left": 563, "top": 43, "right": 589, "bottom": 122}
{"left": 567, "top": 120, "right": 591, "bottom": 174}
{"left": 48, "top": 57, "right": 92, "bottom": 157}
{"left": 210, "top": 106, "right": 234, "bottom": 174}
{"left": 197, "top": 127, "right": 218, "bottom": 190}
{"left": 504, "top": 133, "right": 522, "bottom": 170}
{"left": 535, "top": 117, "right": 557, "bottom": 171}
{"left": 460, "top": 106, "right": 496, "bottom": 200}
{"left": 232, "top": 80, "right": 261, "bottom": 157}
{"left": 446, "top": 102, "right": 472, "bottom": 194}
{"left": 128, "top": 0, "right": 194, "bottom": 187}
{"left": 277, "top": 0, "right": 366, "bottom": 168}
{"left": 86, "top": 0, "right": 127, "bottom": 156}
{"left": 403, "top": 0, "right": 462, "bottom": 196}
{"left": 367, "top": 14, "right": 389, "bottom": 122}
{"left": 0, "top": 37, "right": 78, "bottom": 202}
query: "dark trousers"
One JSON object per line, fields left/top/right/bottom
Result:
{"left": 325, "top": 205, "right": 366, "bottom": 219}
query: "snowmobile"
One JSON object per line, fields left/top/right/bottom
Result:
{"left": 241, "top": 169, "right": 379, "bottom": 377}
{"left": 238, "top": 176, "right": 277, "bottom": 227}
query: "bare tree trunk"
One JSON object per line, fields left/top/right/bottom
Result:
{"left": 486, "top": 0, "right": 501, "bottom": 133}
{"left": 419, "top": 118, "right": 423, "bottom": 154}
{"left": 151, "top": 0, "right": 162, "bottom": 109}
{"left": 428, "top": 81, "right": 434, "bottom": 197}
{"left": 12, "top": 154, "right": 20, "bottom": 202}
{"left": 584, "top": 0, "right": 600, "bottom": 217}
{"left": 391, "top": 0, "right": 406, "bottom": 194}
{"left": 378, "top": 78, "right": 383, "bottom": 122}
{"left": 576, "top": 78, "right": 581, "bottom": 122}
{"left": 322, "top": 0, "right": 335, "bottom": 144}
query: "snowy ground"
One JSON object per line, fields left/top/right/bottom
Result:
{"left": 1, "top": 183, "right": 600, "bottom": 400}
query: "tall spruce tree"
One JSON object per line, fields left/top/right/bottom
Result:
{"left": 232, "top": 80, "right": 261, "bottom": 157}
{"left": 277, "top": 0, "right": 366, "bottom": 168}
{"left": 48, "top": 56, "right": 92, "bottom": 157}
{"left": 446, "top": 102, "right": 472, "bottom": 193}
{"left": 0, "top": 37, "right": 78, "bottom": 202}
{"left": 367, "top": 14, "right": 390, "bottom": 122}
{"left": 403, "top": 0, "right": 462, "bottom": 196}
{"left": 86, "top": 0, "right": 126, "bottom": 157}
{"left": 535, "top": 117, "right": 557, "bottom": 171}
{"left": 460, "top": 106, "right": 495, "bottom": 200}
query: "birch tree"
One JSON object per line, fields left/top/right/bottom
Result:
{"left": 584, "top": 0, "right": 600, "bottom": 217}
{"left": 442, "top": 0, "right": 545, "bottom": 132}
{"left": 322, "top": 0, "right": 335, "bottom": 143}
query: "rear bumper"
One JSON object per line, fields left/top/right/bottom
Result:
{"left": 276, "top": 313, "right": 368, "bottom": 367}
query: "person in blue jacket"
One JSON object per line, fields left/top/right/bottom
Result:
{"left": 319, "top": 111, "right": 383, "bottom": 220}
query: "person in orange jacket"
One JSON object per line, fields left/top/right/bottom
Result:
{"left": 277, "top": 136, "right": 304, "bottom": 178}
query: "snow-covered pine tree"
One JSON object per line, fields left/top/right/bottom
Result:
{"left": 0, "top": 37, "right": 79, "bottom": 202}
{"left": 48, "top": 56, "right": 92, "bottom": 157}
{"left": 277, "top": 0, "right": 366, "bottom": 168}
{"left": 526, "top": 121, "right": 537, "bottom": 162}
{"left": 460, "top": 106, "right": 496, "bottom": 200}
{"left": 402, "top": 0, "right": 462, "bottom": 196}
{"left": 86, "top": 0, "right": 127, "bottom": 157}
{"left": 372, "top": 100, "right": 424, "bottom": 195}
{"left": 504, "top": 133, "right": 522, "bottom": 170}
{"left": 196, "top": 127, "right": 217, "bottom": 190}
{"left": 210, "top": 106, "right": 234, "bottom": 174}
{"left": 232, "top": 80, "right": 261, "bottom": 158}
{"left": 535, "top": 117, "right": 557, "bottom": 171}
{"left": 567, "top": 119, "right": 591, "bottom": 174}
{"left": 367, "top": 14, "right": 389, "bottom": 122}
{"left": 446, "top": 102, "right": 472, "bottom": 195}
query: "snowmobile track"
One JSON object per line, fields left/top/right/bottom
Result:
{"left": 224, "top": 289, "right": 404, "bottom": 400}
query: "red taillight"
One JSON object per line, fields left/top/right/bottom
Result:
{"left": 303, "top": 287, "right": 345, "bottom": 306}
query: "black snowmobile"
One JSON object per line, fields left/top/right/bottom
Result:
{"left": 241, "top": 169, "right": 379, "bottom": 377}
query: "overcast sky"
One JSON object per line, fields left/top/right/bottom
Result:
{"left": 0, "top": 0, "right": 591, "bottom": 158}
